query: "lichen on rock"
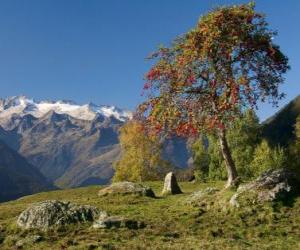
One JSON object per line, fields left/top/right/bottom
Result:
{"left": 17, "top": 200, "right": 104, "bottom": 230}
{"left": 230, "top": 169, "right": 300, "bottom": 208}
{"left": 98, "top": 182, "right": 155, "bottom": 197}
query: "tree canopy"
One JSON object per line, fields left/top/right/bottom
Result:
{"left": 139, "top": 2, "right": 289, "bottom": 134}
{"left": 138, "top": 2, "right": 289, "bottom": 187}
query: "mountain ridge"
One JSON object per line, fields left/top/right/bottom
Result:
{"left": 0, "top": 96, "right": 192, "bottom": 189}
{"left": 262, "top": 95, "right": 300, "bottom": 146}
{"left": 0, "top": 139, "right": 55, "bottom": 202}
{"left": 0, "top": 95, "right": 132, "bottom": 126}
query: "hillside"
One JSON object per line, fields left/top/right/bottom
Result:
{"left": 0, "top": 181, "right": 299, "bottom": 249}
{"left": 0, "top": 140, "right": 55, "bottom": 202}
{"left": 262, "top": 95, "right": 300, "bottom": 146}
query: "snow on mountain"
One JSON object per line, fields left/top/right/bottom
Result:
{"left": 0, "top": 96, "right": 132, "bottom": 123}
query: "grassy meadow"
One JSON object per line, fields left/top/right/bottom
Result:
{"left": 0, "top": 181, "right": 299, "bottom": 249}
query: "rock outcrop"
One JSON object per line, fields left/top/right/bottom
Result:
{"left": 161, "top": 172, "right": 182, "bottom": 196}
{"left": 98, "top": 182, "right": 155, "bottom": 197}
{"left": 17, "top": 200, "right": 104, "bottom": 230}
{"left": 230, "top": 169, "right": 300, "bottom": 208}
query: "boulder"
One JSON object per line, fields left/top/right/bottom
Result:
{"left": 98, "top": 182, "right": 155, "bottom": 197}
{"left": 230, "top": 169, "right": 300, "bottom": 208}
{"left": 92, "top": 215, "right": 146, "bottom": 230}
{"left": 161, "top": 172, "right": 182, "bottom": 196}
{"left": 17, "top": 200, "right": 104, "bottom": 230}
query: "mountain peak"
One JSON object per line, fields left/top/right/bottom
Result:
{"left": 0, "top": 96, "right": 132, "bottom": 123}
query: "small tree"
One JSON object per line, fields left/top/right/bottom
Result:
{"left": 250, "top": 139, "right": 287, "bottom": 177}
{"left": 207, "top": 134, "right": 227, "bottom": 181}
{"left": 139, "top": 2, "right": 289, "bottom": 187}
{"left": 113, "top": 120, "right": 167, "bottom": 182}
{"left": 191, "top": 136, "right": 210, "bottom": 181}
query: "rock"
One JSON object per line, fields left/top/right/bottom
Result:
{"left": 186, "top": 187, "right": 219, "bottom": 205}
{"left": 98, "top": 182, "right": 155, "bottom": 197}
{"left": 17, "top": 200, "right": 104, "bottom": 230}
{"left": 16, "top": 235, "right": 43, "bottom": 247}
{"left": 92, "top": 214, "right": 145, "bottom": 229}
{"left": 229, "top": 193, "right": 240, "bottom": 208}
{"left": 161, "top": 172, "right": 182, "bottom": 196}
{"left": 230, "top": 169, "right": 300, "bottom": 208}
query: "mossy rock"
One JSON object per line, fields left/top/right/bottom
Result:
{"left": 17, "top": 200, "right": 104, "bottom": 230}
{"left": 98, "top": 182, "right": 155, "bottom": 198}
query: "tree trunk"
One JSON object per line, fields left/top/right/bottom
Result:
{"left": 217, "top": 128, "right": 238, "bottom": 188}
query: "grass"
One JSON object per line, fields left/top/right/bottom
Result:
{"left": 0, "top": 181, "right": 299, "bottom": 249}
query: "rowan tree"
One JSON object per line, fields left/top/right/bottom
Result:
{"left": 138, "top": 2, "right": 289, "bottom": 187}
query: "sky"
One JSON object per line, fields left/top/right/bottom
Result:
{"left": 0, "top": 0, "right": 299, "bottom": 121}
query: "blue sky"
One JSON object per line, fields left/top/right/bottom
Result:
{"left": 0, "top": 0, "right": 299, "bottom": 121}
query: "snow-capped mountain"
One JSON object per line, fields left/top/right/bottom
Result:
{"left": 0, "top": 96, "right": 132, "bottom": 125}
{"left": 0, "top": 95, "right": 191, "bottom": 190}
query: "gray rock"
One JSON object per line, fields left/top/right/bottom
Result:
{"left": 17, "top": 200, "right": 104, "bottom": 230}
{"left": 98, "top": 182, "right": 155, "bottom": 197}
{"left": 230, "top": 169, "right": 300, "bottom": 208}
{"left": 186, "top": 187, "right": 219, "bottom": 205}
{"left": 92, "top": 215, "right": 145, "bottom": 230}
{"left": 16, "top": 235, "right": 43, "bottom": 247}
{"left": 229, "top": 193, "right": 240, "bottom": 208}
{"left": 161, "top": 172, "right": 182, "bottom": 196}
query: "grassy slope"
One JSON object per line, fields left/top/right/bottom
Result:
{"left": 0, "top": 181, "right": 299, "bottom": 249}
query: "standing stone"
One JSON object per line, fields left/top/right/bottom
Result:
{"left": 161, "top": 172, "right": 182, "bottom": 196}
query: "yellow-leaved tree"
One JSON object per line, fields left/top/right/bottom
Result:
{"left": 113, "top": 120, "right": 169, "bottom": 182}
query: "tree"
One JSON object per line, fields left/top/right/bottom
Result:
{"left": 113, "top": 120, "right": 167, "bottom": 182}
{"left": 226, "top": 109, "right": 261, "bottom": 178}
{"left": 207, "top": 134, "right": 227, "bottom": 181}
{"left": 138, "top": 2, "right": 289, "bottom": 187}
{"left": 191, "top": 136, "right": 210, "bottom": 181}
{"left": 250, "top": 139, "right": 287, "bottom": 177}
{"left": 203, "top": 109, "right": 261, "bottom": 180}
